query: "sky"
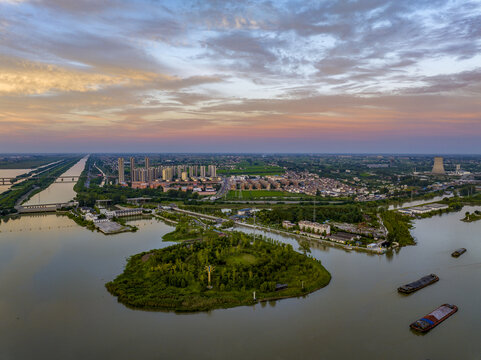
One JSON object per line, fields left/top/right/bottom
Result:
{"left": 1, "top": 0, "right": 481, "bottom": 153}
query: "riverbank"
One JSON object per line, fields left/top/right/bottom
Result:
{"left": 170, "top": 207, "right": 388, "bottom": 254}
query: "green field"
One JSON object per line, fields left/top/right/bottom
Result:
{"left": 0, "top": 155, "right": 67, "bottom": 169}
{"left": 225, "top": 190, "right": 311, "bottom": 200}
{"left": 218, "top": 161, "right": 284, "bottom": 176}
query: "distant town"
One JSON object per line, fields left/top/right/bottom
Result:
{"left": 2, "top": 153, "right": 479, "bottom": 254}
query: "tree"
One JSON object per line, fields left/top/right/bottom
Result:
{"left": 299, "top": 240, "right": 311, "bottom": 255}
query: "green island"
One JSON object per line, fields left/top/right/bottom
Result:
{"left": 462, "top": 210, "right": 481, "bottom": 222}
{"left": 105, "top": 232, "right": 331, "bottom": 312}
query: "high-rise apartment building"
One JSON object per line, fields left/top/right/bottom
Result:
{"left": 130, "top": 157, "right": 136, "bottom": 182}
{"left": 176, "top": 165, "right": 183, "bottom": 178}
{"left": 181, "top": 171, "right": 188, "bottom": 181}
{"left": 118, "top": 158, "right": 125, "bottom": 183}
{"left": 189, "top": 165, "right": 198, "bottom": 178}
{"left": 148, "top": 167, "right": 155, "bottom": 182}
{"left": 200, "top": 165, "right": 206, "bottom": 178}
{"left": 145, "top": 156, "right": 150, "bottom": 170}
{"left": 208, "top": 165, "right": 217, "bottom": 178}
{"left": 162, "top": 167, "right": 173, "bottom": 181}
{"left": 139, "top": 168, "right": 146, "bottom": 182}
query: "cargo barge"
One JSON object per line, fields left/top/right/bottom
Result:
{"left": 397, "top": 274, "right": 439, "bottom": 294}
{"left": 410, "top": 304, "right": 458, "bottom": 332}
{"left": 451, "top": 248, "right": 466, "bottom": 257}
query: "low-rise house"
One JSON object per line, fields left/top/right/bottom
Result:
{"left": 298, "top": 220, "right": 331, "bottom": 235}
{"left": 329, "top": 232, "right": 359, "bottom": 244}
{"left": 426, "top": 203, "right": 449, "bottom": 211}
{"left": 282, "top": 220, "right": 296, "bottom": 229}
{"left": 84, "top": 213, "right": 98, "bottom": 222}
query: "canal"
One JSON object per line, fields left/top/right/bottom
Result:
{"left": 0, "top": 169, "right": 31, "bottom": 195}
{"left": 0, "top": 206, "right": 480, "bottom": 359}
{"left": 23, "top": 156, "right": 89, "bottom": 205}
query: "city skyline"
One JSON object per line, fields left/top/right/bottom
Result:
{"left": 1, "top": 0, "right": 481, "bottom": 153}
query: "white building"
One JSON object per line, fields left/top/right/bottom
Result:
{"left": 282, "top": 220, "right": 296, "bottom": 229}
{"left": 298, "top": 220, "right": 331, "bottom": 235}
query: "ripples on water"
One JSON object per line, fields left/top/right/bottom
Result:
{"left": 0, "top": 206, "right": 481, "bottom": 359}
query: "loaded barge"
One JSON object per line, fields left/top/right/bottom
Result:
{"left": 410, "top": 304, "right": 458, "bottom": 332}
{"left": 452, "top": 248, "right": 466, "bottom": 257}
{"left": 397, "top": 274, "right": 439, "bottom": 294}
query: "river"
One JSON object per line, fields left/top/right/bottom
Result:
{"left": 0, "top": 169, "right": 31, "bottom": 194}
{"left": 388, "top": 194, "right": 453, "bottom": 210}
{"left": 23, "top": 156, "right": 88, "bottom": 205}
{"left": 0, "top": 206, "right": 480, "bottom": 359}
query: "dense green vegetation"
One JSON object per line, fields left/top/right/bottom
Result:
{"left": 75, "top": 185, "right": 200, "bottom": 207}
{"left": 381, "top": 211, "right": 415, "bottom": 246}
{"left": 162, "top": 219, "right": 204, "bottom": 241}
{"left": 226, "top": 190, "right": 311, "bottom": 200}
{"left": 218, "top": 160, "right": 284, "bottom": 176}
{"left": 256, "top": 205, "right": 364, "bottom": 226}
{"left": 106, "top": 232, "right": 331, "bottom": 311}
{"left": 462, "top": 210, "right": 481, "bottom": 222}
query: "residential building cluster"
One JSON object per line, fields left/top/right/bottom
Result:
{"left": 230, "top": 171, "right": 361, "bottom": 197}
{"left": 117, "top": 157, "right": 218, "bottom": 194}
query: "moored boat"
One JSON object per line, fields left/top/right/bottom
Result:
{"left": 397, "top": 274, "right": 439, "bottom": 294}
{"left": 410, "top": 304, "right": 458, "bottom": 332}
{"left": 451, "top": 248, "right": 466, "bottom": 257}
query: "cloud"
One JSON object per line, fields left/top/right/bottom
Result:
{"left": 0, "top": 56, "right": 126, "bottom": 95}
{"left": 1, "top": 0, "right": 481, "bottom": 152}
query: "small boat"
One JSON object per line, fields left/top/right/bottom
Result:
{"left": 410, "top": 304, "right": 458, "bottom": 332}
{"left": 452, "top": 248, "right": 466, "bottom": 257}
{"left": 397, "top": 274, "right": 439, "bottom": 294}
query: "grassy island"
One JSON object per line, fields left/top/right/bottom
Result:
{"left": 106, "top": 232, "right": 331, "bottom": 312}
{"left": 462, "top": 210, "right": 481, "bottom": 223}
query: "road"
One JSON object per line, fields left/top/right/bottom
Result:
{"left": 208, "top": 176, "right": 230, "bottom": 201}
{"left": 94, "top": 163, "right": 107, "bottom": 187}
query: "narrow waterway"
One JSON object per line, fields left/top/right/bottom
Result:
{"left": 23, "top": 156, "right": 88, "bottom": 205}
{"left": 0, "top": 169, "right": 31, "bottom": 194}
{"left": 0, "top": 206, "right": 480, "bottom": 359}
{"left": 388, "top": 194, "right": 453, "bottom": 210}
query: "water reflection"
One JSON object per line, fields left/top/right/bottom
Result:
{"left": 0, "top": 208, "right": 481, "bottom": 359}
{"left": 24, "top": 156, "right": 88, "bottom": 205}
{"left": 0, "top": 169, "right": 31, "bottom": 194}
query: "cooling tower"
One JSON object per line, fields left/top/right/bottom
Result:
{"left": 432, "top": 157, "right": 445, "bottom": 174}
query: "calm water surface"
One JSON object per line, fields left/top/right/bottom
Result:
{"left": 388, "top": 194, "right": 453, "bottom": 210}
{"left": 0, "top": 169, "right": 31, "bottom": 194}
{"left": 0, "top": 207, "right": 480, "bottom": 359}
{"left": 23, "top": 156, "right": 88, "bottom": 205}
